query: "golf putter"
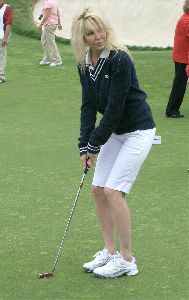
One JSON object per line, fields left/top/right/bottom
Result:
{"left": 37, "top": 167, "right": 88, "bottom": 279}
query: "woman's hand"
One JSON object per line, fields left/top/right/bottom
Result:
{"left": 80, "top": 154, "right": 88, "bottom": 169}
{"left": 58, "top": 24, "right": 62, "bottom": 30}
{"left": 86, "top": 152, "right": 97, "bottom": 168}
{"left": 80, "top": 152, "right": 97, "bottom": 170}
{"left": 1, "top": 38, "right": 8, "bottom": 47}
{"left": 37, "top": 24, "right": 43, "bottom": 31}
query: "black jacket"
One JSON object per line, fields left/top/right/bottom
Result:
{"left": 78, "top": 50, "right": 155, "bottom": 155}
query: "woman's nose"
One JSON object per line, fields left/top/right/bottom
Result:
{"left": 94, "top": 29, "right": 102, "bottom": 39}
{"left": 95, "top": 32, "right": 101, "bottom": 39}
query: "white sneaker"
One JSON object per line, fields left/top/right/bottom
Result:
{"left": 93, "top": 253, "right": 138, "bottom": 279}
{"left": 83, "top": 248, "right": 113, "bottom": 272}
{"left": 0, "top": 77, "right": 5, "bottom": 83}
{"left": 49, "top": 61, "right": 62, "bottom": 67}
{"left": 39, "top": 60, "right": 51, "bottom": 65}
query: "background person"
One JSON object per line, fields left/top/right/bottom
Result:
{"left": 71, "top": 7, "right": 156, "bottom": 279}
{"left": 0, "top": 0, "right": 12, "bottom": 84}
{"left": 165, "top": 0, "right": 189, "bottom": 118}
{"left": 37, "top": 0, "right": 62, "bottom": 67}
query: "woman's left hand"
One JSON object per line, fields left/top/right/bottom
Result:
{"left": 58, "top": 24, "right": 62, "bottom": 30}
{"left": 1, "top": 38, "right": 7, "bottom": 47}
{"left": 87, "top": 152, "right": 97, "bottom": 168}
{"left": 37, "top": 24, "right": 43, "bottom": 31}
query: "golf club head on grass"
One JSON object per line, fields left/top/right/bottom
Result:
{"left": 37, "top": 272, "right": 53, "bottom": 279}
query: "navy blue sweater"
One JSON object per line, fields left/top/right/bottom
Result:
{"left": 78, "top": 50, "right": 155, "bottom": 155}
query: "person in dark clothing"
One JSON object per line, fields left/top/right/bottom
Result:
{"left": 165, "top": 0, "right": 189, "bottom": 118}
{"left": 71, "top": 7, "right": 156, "bottom": 279}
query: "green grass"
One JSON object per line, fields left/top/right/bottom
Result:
{"left": 7, "top": 0, "right": 37, "bottom": 35}
{"left": 0, "top": 33, "right": 188, "bottom": 300}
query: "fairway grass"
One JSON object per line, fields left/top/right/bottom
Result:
{"left": 0, "top": 34, "right": 188, "bottom": 300}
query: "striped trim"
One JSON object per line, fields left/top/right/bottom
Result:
{"left": 80, "top": 146, "right": 87, "bottom": 155}
{"left": 89, "top": 58, "right": 107, "bottom": 82}
{"left": 87, "top": 143, "right": 100, "bottom": 154}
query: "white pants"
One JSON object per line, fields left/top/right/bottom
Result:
{"left": 92, "top": 128, "right": 156, "bottom": 194}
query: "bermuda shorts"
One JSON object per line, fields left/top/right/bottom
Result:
{"left": 92, "top": 128, "right": 156, "bottom": 194}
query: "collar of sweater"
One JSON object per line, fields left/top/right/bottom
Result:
{"left": 85, "top": 48, "right": 110, "bottom": 69}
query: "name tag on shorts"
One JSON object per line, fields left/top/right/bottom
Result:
{"left": 153, "top": 135, "right": 161, "bottom": 144}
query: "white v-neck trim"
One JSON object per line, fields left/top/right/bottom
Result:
{"left": 85, "top": 49, "right": 110, "bottom": 81}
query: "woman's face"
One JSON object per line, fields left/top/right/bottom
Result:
{"left": 83, "top": 21, "right": 107, "bottom": 52}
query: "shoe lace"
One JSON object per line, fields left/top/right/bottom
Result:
{"left": 106, "top": 255, "right": 127, "bottom": 270}
{"left": 94, "top": 249, "right": 106, "bottom": 258}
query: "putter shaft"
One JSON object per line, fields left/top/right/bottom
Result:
{"left": 37, "top": 168, "right": 88, "bottom": 279}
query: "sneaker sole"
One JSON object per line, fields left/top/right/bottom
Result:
{"left": 49, "top": 63, "right": 63, "bottom": 67}
{"left": 93, "top": 269, "right": 138, "bottom": 279}
{"left": 83, "top": 259, "right": 112, "bottom": 273}
{"left": 39, "top": 63, "right": 51, "bottom": 65}
{"left": 83, "top": 263, "right": 108, "bottom": 273}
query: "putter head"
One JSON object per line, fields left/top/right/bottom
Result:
{"left": 37, "top": 272, "right": 53, "bottom": 279}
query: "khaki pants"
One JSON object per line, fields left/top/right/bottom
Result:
{"left": 41, "top": 24, "right": 61, "bottom": 63}
{"left": 0, "top": 40, "right": 7, "bottom": 79}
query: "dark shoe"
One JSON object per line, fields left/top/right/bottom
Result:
{"left": 0, "top": 77, "right": 5, "bottom": 84}
{"left": 166, "top": 112, "right": 184, "bottom": 118}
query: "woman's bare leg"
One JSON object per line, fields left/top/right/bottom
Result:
{"left": 104, "top": 188, "right": 133, "bottom": 261}
{"left": 92, "top": 186, "right": 116, "bottom": 254}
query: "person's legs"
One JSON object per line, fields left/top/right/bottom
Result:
{"left": 0, "top": 41, "right": 7, "bottom": 82}
{"left": 41, "top": 28, "right": 51, "bottom": 62}
{"left": 103, "top": 128, "right": 155, "bottom": 260}
{"left": 92, "top": 128, "right": 155, "bottom": 278}
{"left": 92, "top": 134, "right": 124, "bottom": 254}
{"left": 45, "top": 25, "right": 62, "bottom": 63}
{"left": 83, "top": 135, "right": 121, "bottom": 272}
{"left": 103, "top": 188, "right": 132, "bottom": 261}
{"left": 92, "top": 186, "right": 116, "bottom": 254}
{"left": 166, "top": 62, "right": 187, "bottom": 116}
{"left": 93, "top": 185, "right": 132, "bottom": 261}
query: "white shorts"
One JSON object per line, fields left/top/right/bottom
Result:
{"left": 92, "top": 128, "right": 156, "bottom": 194}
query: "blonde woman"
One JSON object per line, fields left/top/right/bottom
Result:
{"left": 71, "top": 7, "right": 156, "bottom": 279}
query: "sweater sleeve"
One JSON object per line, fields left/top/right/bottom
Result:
{"left": 78, "top": 68, "right": 97, "bottom": 156}
{"left": 88, "top": 52, "right": 132, "bottom": 151}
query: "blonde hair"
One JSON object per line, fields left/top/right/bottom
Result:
{"left": 183, "top": 0, "right": 189, "bottom": 12}
{"left": 71, "top": 7, "right": 130, "bottom": 69}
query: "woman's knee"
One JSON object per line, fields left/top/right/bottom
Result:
{"left": 104, "top": 187, "right": 124, "bottom": 201}
{"left": 104, "top": 187, "right": 115, "bottom": 199}
{"left": 92, "top": 185, "right": 104, "bottom": 197}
